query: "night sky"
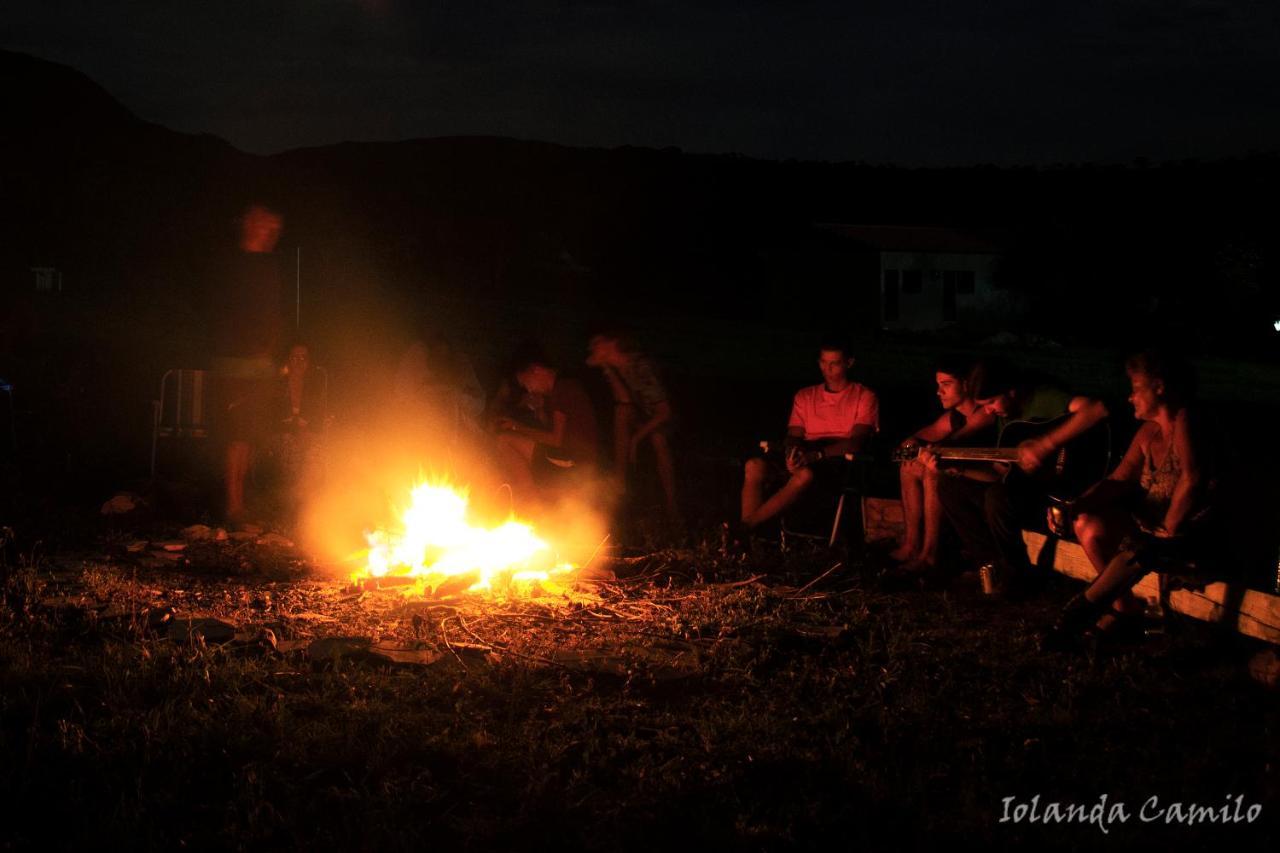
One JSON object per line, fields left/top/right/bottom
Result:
{"left": 6, "top": 0, "right": 1280, "bottom": 165}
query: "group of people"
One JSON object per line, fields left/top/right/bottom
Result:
{"left": 484, "top": 331, "right": 678, "bottom": 517}
{"left": 212, "top": 206, "right": 1219, "bottom": 651}
{"left": 729, "top": 336, "right": 1216, "bottom": 650}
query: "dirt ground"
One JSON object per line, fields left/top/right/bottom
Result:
{"left": 1, "top": 518, "right": 1276, "bottom": 851}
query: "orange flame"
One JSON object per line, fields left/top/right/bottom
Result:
{"left": 355, "top": 480, "right": 575, "bottom": 595}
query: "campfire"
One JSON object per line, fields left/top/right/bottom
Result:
{"left": 353, "top": 480, "right": 578, "bottom": 597}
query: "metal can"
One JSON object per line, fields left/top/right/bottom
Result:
{"left": 979, "top": 563, "right": 998, "bottom": 595}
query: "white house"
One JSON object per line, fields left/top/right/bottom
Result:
{"left": 815, "top": 225, "right": 1007, "bottom": 331}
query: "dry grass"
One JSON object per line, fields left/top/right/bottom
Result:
{"left": 1, "top": 528, "right": 1276, "bottom": 851}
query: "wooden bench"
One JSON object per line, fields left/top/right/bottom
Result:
{"left": 863, "top": 497, "right": 1280, "bottom": 646}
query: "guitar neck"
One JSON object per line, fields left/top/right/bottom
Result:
{"left": 929, "top": 447, "right": 1021, "bottom": 462}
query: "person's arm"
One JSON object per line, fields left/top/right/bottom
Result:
{"left": 501, "top": 411, "right": 566, "bottom": 448}
{"left": 945, "top": 407, "right": 997, "bottom": 443}
{"left": 1160, "top": 412, "right": 1204, "bottom": 536}
{"left": 816, "top": 424, "right": 874, "bottom": 458}
{"left": 909, "top": 411, "right": 955, "bottom": 445}
{"left": 599, "top": 365, "right": 632, "bottom": 404}
{"left": 631, "top": 400, "right": 672, "bottom": 443}
{"left": 1017, "top": 395, "right": 1109, "bottom": 473}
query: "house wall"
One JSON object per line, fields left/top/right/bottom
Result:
{"left": 878, "top": 251, "right": 1003, "bottom": 330}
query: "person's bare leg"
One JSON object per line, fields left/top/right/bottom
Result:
{"left": 900, "top": 468, "right": 946, "bottom": 572}
{"left": 741, "top": 457, "right": 769, "bottom": 523}
{"left": 226, "top": 440, "right": 251, "bottom": 521}
{"left": 918, "top": 468, "right": 944, "bottom": 565}
{"left": 612, "top": 405, "right": 634, "bottom": 495}
{"left": 743, "top": 467, "right": 815, "bottom": 528}
{"left": 1073, "top": 508, "right": 1131, "bottom": 577}
{"left": 890, "top": 461, "right": 924, "bottom": 562}
{"left": 651, "top": 432, "right": 678, "bottom": 518}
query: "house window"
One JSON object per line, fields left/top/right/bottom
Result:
{"left": 883, "top": 270, "right": 900, "bottom": 322}
{"left": 32, "top": 267, "right": 62, "bottom": 293}
{"left": 902, "top": 270, "right": 922, "bottom": 294}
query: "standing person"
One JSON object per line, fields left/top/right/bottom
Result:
{"left": 1043, "top": 349, "right": 1214, "bottom": 647}
{"left": 891, "top": 357, "right": 995, "bottom": 573}
{"left": 735, "top": 336, "right": 879, "bottom": 538}
{"left": 586, "top": 330, "right": 678, "bottom": 517}
{"left": 492, "top": 355, "right": 598, "bottom": 510}
{"left": 923, "top": 358, "right": 1108, "bottom": 594}
{"left": 212, "top": 204, "right": 284, "bottom": 523}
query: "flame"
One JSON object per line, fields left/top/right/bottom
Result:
{"left": 355, "top": 480, "right": 575, "bottom": 595}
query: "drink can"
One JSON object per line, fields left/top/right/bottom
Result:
{"left": 979, "top": 563, "right": 998, "bottom": 595}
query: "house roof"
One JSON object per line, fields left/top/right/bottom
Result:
{"left": 814, "top": 224, "right": 1005, "bottom": 254}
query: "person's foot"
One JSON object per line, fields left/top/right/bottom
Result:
{"left": 1039, "top": 593, "right": 1104, "bottom": 652}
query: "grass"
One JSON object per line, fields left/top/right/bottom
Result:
{"left": 0, "top": 523, "right": 1277, "bottom": 851}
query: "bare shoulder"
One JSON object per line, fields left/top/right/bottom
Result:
{"left": 1133, "top": 420, "right": 1159, "bottom": 449}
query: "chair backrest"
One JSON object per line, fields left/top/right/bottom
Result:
{"left": 156, "top": 369, "right": 210, "bottom": 438}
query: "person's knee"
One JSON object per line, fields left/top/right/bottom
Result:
{"left": 1074, "top": 512, "right": 1100, "bottom": 542}
{"left": 901, "top": 460, "right": 924, "bottom": 482}
{"left": 744, "top": 457, "right": 767, "bottom": 484}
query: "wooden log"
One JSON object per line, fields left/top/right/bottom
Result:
{"left": 865, "top": 494, "right": 1280, "bottom": 646}
{"left": 1024, "top": 530, "right": 1280, "bottom": 646}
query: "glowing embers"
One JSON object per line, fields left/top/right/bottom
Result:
{"left": 356, "top": 480, "right": 575, "bottom": 596}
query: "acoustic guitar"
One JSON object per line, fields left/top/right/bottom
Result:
{"left": 894, "top": 415, "right": 1111, "bottom": 498}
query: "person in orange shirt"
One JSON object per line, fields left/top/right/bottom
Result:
{"left": 736, "top": 337, "right": 879, "bottom": 537}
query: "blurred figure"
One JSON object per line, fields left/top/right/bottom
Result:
{"left": 492, "top": 353, "right": 598, "bottom": 511}
{"left": 394, "top": 331, "right": 485, "bottom": 441}
{"left": 586, "top": 329, "right": 677, "bottom": 517}
{"left": 213, "top": 204, "right": 284, "bottom": 523}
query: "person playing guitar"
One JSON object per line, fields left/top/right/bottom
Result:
{"left": 729, "top": 335, "right": 879, "bottom": 548}
{"left": 919, "top": 358, "right": 1109, "bottom": 594}
{"left": 889, "top": 357, "right": 996, "bottom": 574}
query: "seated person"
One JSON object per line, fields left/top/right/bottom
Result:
{"left": 737, "top": 336, "right": 879, "bottom": 536}
{"left": 891, "top": 357, "right": 995, "bottom": 572}
{"left": 258, "top": 342, "right": 328, "bottom": 518}
{"left": 394, "top": 332, "right": 485, "bottom": 440}
{"left": 1044, "top": 349, "right": 1214, "bottom": 647}
{"left": 923, "top": 359, "right": 1108, "bottom": 592}
{"left": 493, "top": 355, "right": 599, "bottom": 510}
{"left": 586, "top": 329, "right": 677, "bottom": 517}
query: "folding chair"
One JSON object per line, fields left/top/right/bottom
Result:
{"left": 779, "top": 453, "right": 871, "bottom": 551}
{"left": 150, "top": 369, "right": 210, "bottom": 478}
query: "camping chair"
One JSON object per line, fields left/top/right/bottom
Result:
{"left": 150, "top": 369, "right": 210, "bottom": 478}
{"left": 779, "top": 452, "right": 872, "bottom": 551}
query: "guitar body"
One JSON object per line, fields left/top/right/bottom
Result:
{"left": 995, "top": 416, "right": 1112, "bottom": 499}
{"left": 895, "top": 415, "right": 1112, "bottom": 499}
